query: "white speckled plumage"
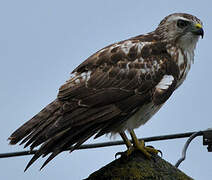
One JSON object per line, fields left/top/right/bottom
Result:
{"left": 8, "top": 13, "right": 203, "bottom": 170}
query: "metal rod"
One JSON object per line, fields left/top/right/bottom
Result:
{"left": 0, "top": 130, "right": 203, "bottom": 159}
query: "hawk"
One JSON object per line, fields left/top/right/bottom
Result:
{"left": 8, "top": 13, "right": 204, "bottom": 171}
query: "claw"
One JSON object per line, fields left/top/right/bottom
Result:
{"left": 146, "top": 145, "right": 163, "bottom": 157}
{"left": 115, "top": 146, "right": 134, "bottom": 158}
{"left": 115, "top": 151, "right": 124, "bottom": 159}
{"left": 158, "top": 150, "right": 163, "bottom": 157}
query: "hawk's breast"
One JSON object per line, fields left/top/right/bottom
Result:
{"left": 124, "top": 102, "right": 163, "bottom": 130}
{"left": 176, "top": 48, "right": 193, "bottom": 88}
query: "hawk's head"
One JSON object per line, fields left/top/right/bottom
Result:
{"left": 156, "top": 13, "right": 203, "bottom": 50}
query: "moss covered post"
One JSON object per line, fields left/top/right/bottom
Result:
{"left": 84, "top": 150, "right": 193, "bottom": 180}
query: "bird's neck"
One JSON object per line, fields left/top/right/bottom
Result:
{"left": 176, "top": 34, "right": 200, "bottom": 64}
{"left": 166, "top": 43, "right": 195, "bottom": 87}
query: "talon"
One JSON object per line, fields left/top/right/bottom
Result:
{"left": 115, "top": 152, "right": 124, "bottom": 158}
{"left": 115, "top": 146, "right": 134, "bottom": 158}
{"left": 158, "top": 149, "right": 163, "bottom": 157}
{"left": 146, "top": 145, "right": 163, "bottom": 157}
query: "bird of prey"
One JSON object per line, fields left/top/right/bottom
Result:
{"left": 8, "top": 13, "right": 204, "bottom": 171}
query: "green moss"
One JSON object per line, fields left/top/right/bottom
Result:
{"left": 85, "top": 151, "right": 193, "bottom": 180}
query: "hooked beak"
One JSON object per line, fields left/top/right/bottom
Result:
{"left": 192, "top": 23, "right": 204, "bottom": 38}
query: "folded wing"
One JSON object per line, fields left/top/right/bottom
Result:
{"left": 9, "top": 39, "right": 179, "bottom": 170}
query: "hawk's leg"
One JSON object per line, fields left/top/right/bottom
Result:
{"left": 120, "top": 131, "right": 132, "bottom": 148}
{"left": 129, "top": 130, "right": 159, "bottom": 158}
{"left": 118, "top": 132, "right": 135, "bottom": 157}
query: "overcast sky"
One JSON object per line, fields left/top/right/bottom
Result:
{"left": 0, "top": 0, "right": 211, "bottom": 179}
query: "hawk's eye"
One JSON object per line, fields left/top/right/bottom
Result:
{"left": 177, "top": 19, "right": 189, "bottom": 28}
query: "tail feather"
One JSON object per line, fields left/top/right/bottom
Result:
{"left": 19, "top": 130, "right": 36, "bottom": 146}
{"left": 24, "top": 152, "right": 40, "bottom": 172}
{"left": 9, "top": 100, "right": 60, "bottom": 145}
{"left": 39, "top": 120, "right": 99, "bottom": 158}
{"left": 24, "top": 115, "right": 62, "bottom": 150}
{"left": 40, "top": 131, "right": 92, "bottom": 170}
{"left": 40, "top": 123, "right": 104, "bottom": 170}
{"left": 28, "top": 105, "right": 117, "bottom": 150}
{"left": 8, "top": 98, "right": 121, "bottom": 170}
{"left": 25, "top": 122, "right": 103, "bottom": 170}
{"left": 39, "top": 150, "right": 61, "bottom": 170}
{"left": 24, "top": 128, "right": 71, "bottom": 171}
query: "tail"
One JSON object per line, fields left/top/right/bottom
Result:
{"left": 8, "top": 99, "right": 60, "bottom": 145}
{"left": 7, "top": 99, "right": 115, "bottom": 171}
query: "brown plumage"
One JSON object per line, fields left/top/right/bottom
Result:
{"left": 8, "top": 13, "right": 203, "bottom": 171}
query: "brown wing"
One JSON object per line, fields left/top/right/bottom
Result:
{"left": 8, "top": 39, "right": 179, "bottom": 170}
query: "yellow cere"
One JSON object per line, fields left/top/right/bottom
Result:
{"left": 195, "top": 23, "right": 202, "bottom": 29}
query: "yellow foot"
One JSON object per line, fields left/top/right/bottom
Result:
{"left": 115, "top": 142, "right": 160, "bottom": 159}
{"left": 132, "top": 140, "right": 160, "bottom": 159}
{"left": 129, "top": 130, "right": 160, "bottom": 158}
{"left": 117, "top": 130, "right": 161, "bottom": 159}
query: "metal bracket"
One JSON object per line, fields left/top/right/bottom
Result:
{"left": 203, "top": 129, "right": 212, "bottom": 152}
{"left": 175, "top": 131, "right": 202, "bottom": 167}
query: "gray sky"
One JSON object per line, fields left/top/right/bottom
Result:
{"left": 0, "top": 0, "right": 211, "bottom": 179}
